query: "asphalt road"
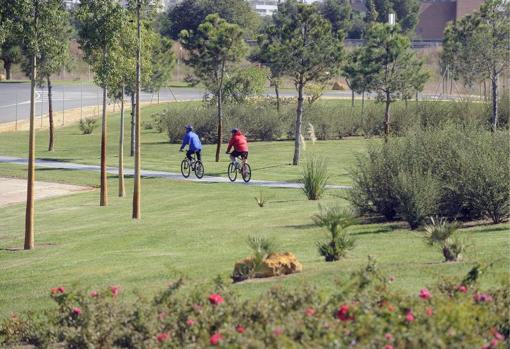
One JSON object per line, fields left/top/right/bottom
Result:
{"left": 0, "top": 82, "right": 356, "bottom": 124}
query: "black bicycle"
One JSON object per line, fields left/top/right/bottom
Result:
{"left": 227, "top": 154, "right": 251, "bottom": 183}
{"left": 181, "top": 154, "right": 204, "bottom": 179}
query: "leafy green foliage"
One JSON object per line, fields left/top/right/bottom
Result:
{"left": 424, "top": 217, "right": 465, "bottom": 262}
{"left": 0, "top": 34, "right": 22, "bottom": 80}
{"left": 318, "top": 0, "right": 352, "bottom": 35}
{"left": 223, "top": 65, "right": 268, "bottom": 103}
{"left": 78, "top": 118, "right": 97, "bottom": 135}
{"left": 364, "top": 0, "right": 420, "bottom": 32}
{"left": 302, "top": 156, "right": 329, "bottom": 200}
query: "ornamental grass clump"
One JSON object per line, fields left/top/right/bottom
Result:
{"left": 313, "top": 205, "right": 357, "bottom": 261}
{"left": 78, "top": 117, "right": 97, "bottom": 135}
{"left": 424, "top": 216, "right": 465, "bottom": 262}
{"left": 302, "top": 156, "right": 329, "bottom": 200}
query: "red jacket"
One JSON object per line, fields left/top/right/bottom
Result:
{"left": 227, "top": 131, "right": 249, "bottom": 152}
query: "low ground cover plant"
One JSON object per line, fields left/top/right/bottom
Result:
{"left": 349, "top": 123, "right": 510, "bottom": 227}
{"left": 424, "top": 217, "right": 466, "bottom": 262}
{"left": 1, "top": 260, "right": 508, "bottom": 348}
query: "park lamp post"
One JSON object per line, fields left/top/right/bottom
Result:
{"left": 388, "top": 13, "right": 396, "bottom": 26}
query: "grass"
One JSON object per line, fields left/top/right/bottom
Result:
{"left": 0, "top": 102, "right": 508, "bottom": 318}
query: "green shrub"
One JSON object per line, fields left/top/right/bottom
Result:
{"left": 424, "top": 217, "right": 465, "bottom": 262}
{"left": 2, "top": 261, "right": 509, "bottom": 349}
{"left": 313, "top": 205, "right": 356, "bottom": 261}
{"left": 78, "top": 117, "right": 97, "bottom": 135}
{"left": 302, "top": 156, "right": 329, "bottom": 200}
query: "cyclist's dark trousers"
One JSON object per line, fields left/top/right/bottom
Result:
{"left": 186, "top": 149, "right": 201, "bottom": 161}
{"left": 231, "top": 150, "right": 248, "bottom": 160}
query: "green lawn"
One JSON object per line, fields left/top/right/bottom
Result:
{"left": 0, "top": 103, "right": 508, "bottom": 318}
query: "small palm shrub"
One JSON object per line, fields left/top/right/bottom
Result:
{"left": 254, "top": 190, "right": 266, "bottom": 208}
{"left": 232, "top": 236, "right": 276, "bottom": 282}
{"left": 78, "top": 118, "right": 97, "bottom": 135}
{"left": 302, "top": 156, "right": 329, "bottom": 200}
{"left": 424, "top": 217, "right": 465, "bottom": 262}
{"left": 313, "top": 205, "right": 357, "bottom": 261}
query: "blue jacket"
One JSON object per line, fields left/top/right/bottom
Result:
{"left": 180, "top": 131, "right": 202, "bottom": 152}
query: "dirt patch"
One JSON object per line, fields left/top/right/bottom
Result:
{"left": 0, "top": 177, "right": 94, "bottom": 207}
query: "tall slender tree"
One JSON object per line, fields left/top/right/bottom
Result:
{"left": 257, "top": 0, "right": 344, "bottom": 165}
{"left": 0, "top": 36, "right": 22, "bottom": 80}
{"left": 76, "top": 0, "right": 124, "bottom": 207}
{"left": 180, "top": 14, "right": 247, "bottom": 162}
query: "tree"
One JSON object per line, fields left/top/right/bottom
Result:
{"left": 180, "top": 14, "right": 247, "bottom": 162}
{"left": 76, "top": 0, "right": 124, "bottom": 207}
{"left": 318, "top": 0, "right": 352, "bottom": 35}
{"left": 342, "top": 49, "right": 370, "bottom": 109}
{"left": 163, "top": 0, "right": 259, "bottom": 40}
{"left": 359, "top": 24, "right": 428, "bottom": 139}
{"left": 145, "top": 36, "right": 175, "bottom": 103}
{"left": 257, "top": 0, "right": 344, "bottom": 165}
{"left": 0, "top": 35, "right": 22, "bottom": 80}
{"left": 442, "top": 0, "right": 510, "bottom": 131}
{"left": 21, "top": 0, "right": 71, "bottom": 152}
{"left": 364, "top": 0, "right": 419, "bottom": 33}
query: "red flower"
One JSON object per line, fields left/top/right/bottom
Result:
{"left": 72, "top": 307, "right": 81, "bottom": 315}
{"left": 457, "top": 285, "right": 468, "bottom": 293}
{"left": 384, "top": 345, "right": 394, "bottom": 349}
{"left": 57, "top": 287, "right": 65, "bottom": 293}
{"left": 186, "top": 318, "right": 195, "bottom": 326}
{"left": 235, "top": 324, "right": 245, "bottom": 333}
{"left": 305, "top": 307, "right": 316, "bottom": 317}
{"left": 208, "top": 293, "right": 224, "bottom": 305}
{"left": 110, "top": 286, "right": 120, "bottom": 297}
{"left": 210, "top": 332, "right": 223, "bottom": 346}
{"left": 384, "top": 333, "right": 394, "bottom": 341}
{"left": 426, "top": 307, "right": 433, "bottom": 317}
{"left": 419, "top": 288, "right": 432, "bottom": 300}
{"left": 387, "top": 304, "right": 395, "bottom": 313}
{"left": 90, "top": 290, "right": 98, "bottom": 298}
{"left": 156, "top": 332, "right": 170, "bottom": 343}
{"left": 273, "top": 327, "right": 283, "bottom": 337}
{"left": 336, "top": 304, "right": 354, "bottom": 322}
{"left": 50, "top": 288, "right": 58, "bottom": 295}
{"left": 473, "top": 293, "right": 493, "bottom": 303}
{"left": 493, "top": 331, "right": 504, "bottom": 341}
{"left": 405, "top": 310, "right": 415, "bottom": 322}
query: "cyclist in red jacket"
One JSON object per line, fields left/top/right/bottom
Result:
{"left": 226, "top": 128, "right": 249, "bottom": 166}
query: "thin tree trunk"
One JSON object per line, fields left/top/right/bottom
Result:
{"left": 130, "top": 93, "right": 135, "bottom": 157}
{"left": 383, "top": 91, "right": 391, "bottom": 142}
{"left": 483, "top": 80, "right": 487, "bottom": 101}
{"left": 100, "top": 48, "right": 108, "bottom": 207}
{"left": 215, "top": 88, "right": 223, "bottom": 162}
{"left": 47, "top": 77, "right": 54, "bottom": 151}
{"left": 4, "top": 61, "right": 11, "bottom": 80}
{"left": 292, "top": 81, "right": 304, "bottom": 166}
{"left": 491, "top": 72, "right": 498, "bottom": 132}
{"left": 25, "top": 54, "right": 36, "bottom": 250}
{"left": 361, "top": 91, "right": 365, "bottom": 115}
{"left": 133, "top": 1, "right": 141, "bottom": 219}
{"left": 274, "top": 81, "right": 280, "bottom": 113}
{"left": 405, "top": 97, "right": 408, "bottom": 110}
{"left": 351, "top": 89, "right": 355, "bottom": 108}
{"left": 119, "top": 85, "right": 125, "bottom": 197}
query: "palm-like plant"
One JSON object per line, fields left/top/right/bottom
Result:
{"left": 424, "top": 217, "right": 465, "bottom": 262}
{"left": 313, "top": 205, "right": 357, "bottom": 262}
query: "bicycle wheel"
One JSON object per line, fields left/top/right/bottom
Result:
{"left": 241, "top": 163, "right": 252, "bottom": 183}
{"left": 227, "top": 162, "right": 237, "bottom": 182}
{"left": 181, "top": 159, "right": 191, "bottom": 178}
{"left": 194, "top": 161, "right": 204, "bottom": 179}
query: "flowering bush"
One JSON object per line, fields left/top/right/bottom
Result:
{"left": 1, "top": 260, "right": 508, "bottom": 348}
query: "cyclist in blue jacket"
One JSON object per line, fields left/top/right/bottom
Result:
{"left": 179, "top": 124, "right": 202, "bottom": 161}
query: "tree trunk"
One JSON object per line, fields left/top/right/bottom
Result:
{"left": 4, "top": 61, "right": 12, "bottom": 80}
{"left": 483, "top": 80, "right": 487, "bottom": 101}
{"left": 119, "top": 85, "right": 125, "bottom": 197}
{"left": 25, "top": 54, "right": 36, "bottom": 250}
{"left": 47, "top": 77, "right": 54, "bottom": 151}
{"left": 491, "top": 72, "right": 498, "bottom": 132}
{"left": 274, "top": 81, "right": 280, "bottom": 113}
{"left": 351, "top": 89, "right": 355, "bottom": 108}
{"left": 383, "top": 91, "right": 391, "bottom": 142}
{"left": 361, "top": 91, "right": 365, "bottom": 115}
{"left": 132, "top": 1, "right": 141, "bottom": 219}
{"left": 292, "top": 81, "right": 304, "bottom": 166}
{"left": 130, "top": 93, "right": 135, "bottom": 157}
{"left": 100, "top": 49, "right": 108, "bottom": 207}
{"left": 215, "top": 88, "right": 223, "bottom": 162}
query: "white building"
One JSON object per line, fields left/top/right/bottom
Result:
{"left": 249, "top": 0, "right": 322, "bottom": 16}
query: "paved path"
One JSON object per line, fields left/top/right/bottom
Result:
{"left": 0, "top": 156, "right": 352, "bottom": 190}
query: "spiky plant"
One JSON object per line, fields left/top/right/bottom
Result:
{"left": 424, "top": 217, "right": 465, "bottom": 262}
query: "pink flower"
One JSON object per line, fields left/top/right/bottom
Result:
{"left": 208, "top": 293, "right": 224, "bottom": 305}
{"left": 110, "top": 286, "right": 120, "bottom": 297}
{"left": 336, "top": 304, "right": 354, "bottom": 322}
{"left": 473, "top": 293, "right": 493, "bottom": 303}
{"left": 405, "top": 310, "right": 415, "bottom": 322}
{"left": 305, "top": 307, "right": 316, "bottom": 317}
{"left": 72, "top": 307, "right": 81, "bottom": 315}
{"left": 50, "top": 288, "right": 58, "bottom": 295}
{"left": 156, "top": 332, "right": 170, "bottom": 343}
{"left": 493, "top": 331, "right": 504, "bottom": 341}
{"left": 426, "top": 307, "right": 433, "bottom": 317}
{"left": 419, "top": 288, "right": 432, "bottom": 300}
{"left": 186, "top": 318, "right": 195, "bottom": 326}
{"left": 384, "top": 345, "right": 394, "bottom": 349}
{"left": 457, "top": 285, "right": 468, "bottom": 293}
{"left": 235, "top": 324, "right": 245, "bottom": 333}
{"left": 210, "top": 332, "right": 223, "bottom": 346}
{"left": 90, "top": 291, "right": 98, "bottom": 298}
{"left": 384, "top": 333, "right": 394, "bottom": 341}
{"left": 51, "top": 287, "right": 65, "bottom": 294}
{"left": 490, "top": 339, "right": 500, "bottom": 347}
{"left": 273, "top": 327, "right": 283, "bottom": 337}
{"left": 58, "top": 287, "right": 65, "bottom": 293}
